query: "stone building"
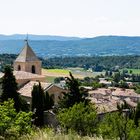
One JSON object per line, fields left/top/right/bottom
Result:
{"left": 14, "top": 40, "right": 42, "bottom": 75}
{"left": 0, "top": 39, "right": 66, "bottom": 104}
{"left": 18, "top": 81, "right": 66, "bottom": 105}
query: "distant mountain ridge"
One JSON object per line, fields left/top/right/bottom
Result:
{"left": 0, "top": 35, "right": 140, "bottom": 57}
{"left": 0, "top": 34, "right": 81, "bottom": 41}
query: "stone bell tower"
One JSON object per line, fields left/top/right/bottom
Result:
{"left": 14, "top": 39, "right": 42, "bottom": 75}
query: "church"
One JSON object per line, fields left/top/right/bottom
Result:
{"left": 0, "top": 39, "right": 66, "bottom": 104}
{"left": 13, "top": 39, "right": 46, "bottom": 87}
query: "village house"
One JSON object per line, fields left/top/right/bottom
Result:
{"left": 88, "top": 87, "right": 139, "bottom": 114}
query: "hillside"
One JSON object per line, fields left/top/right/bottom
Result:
{"left": 0, "top": 35, "right": 140, "bottom": 57}
{"left": 0, "top": 34, "right": 81, "bottom": 41}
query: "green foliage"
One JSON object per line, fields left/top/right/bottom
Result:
{"left": 113, "top": 72, "right": 121, "bottom": 83}
{"left": 133, "top": 84, "right": 140, "bottom": 94}
{"left": 0, "top": 99, "right": 16, "bottom": 136}
{"left": 80, "top": 77, "right": 105, "bottom": 88}
{"left": 134, "top": 102, "right": 140, "bottom": 126}
{"left": 99, "top": 112, "right": 136, "bottom": 140}
{"left": 1, "top": 65, "right": 18, "bottom": 100}
{"left": 136, "top": 88, "right": 140, "bottom": 94}
{"left": 59, "top": 72, "right": 89, "bottom": 109}
{"left": 2, "top": 54, "right": 140, "bottom": 71}
{"left": 19, "top": 96, "right": 30, "bottom": 112}
{"left": 20, "top": 128, "right": 102, "bottom": 140}
{"left": 54, "top": 77, "right": 65, "bottom": 83}
{"left": 0, "top": 65, "right": 28, "bottom": 112}
{"left": 11, "top": 111, "right": 33, "bottom": 135}
{"left": 57, "top": 102, "right": 98, "bottom": 136}
{"left": 31, "top": 82, "right": 44, "bottom": 127}
{"left": 42, "top": 55, "right": 140, "bottom": 70}
{"left": 119, "top": 80, "right": 129, "bottom": 88}
{"left": 44, "top": 91, "right": 54, "bottom": 110}
{"left": 92, "top": 82, "right": 105, "bottom": 89}
{"left": 0, "top": 99, "right": 32, "bottom": 139}
{"left": 31, "top": 82, "right": 54, "bottom": 127}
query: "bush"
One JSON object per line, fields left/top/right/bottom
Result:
{"left": 57, "top": 102, "right": 98, "bottom": 136}
{"left": 99, "top": 112, "right": 136, "bottom": 140}
{"left": 0, "top": 99, "right": 32, "bottom": 139}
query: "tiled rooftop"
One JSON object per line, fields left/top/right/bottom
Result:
{"left": 88, "top": 87, "right": 139, "bottom": 113}
{"left": 18, "top": 81, "right": 52, "bottom": 97}
{"left": 13, "top": 71, "right": 45, "bottom": 80}
{"left": 0, "top": 71, "right": 46, "bottom": 80}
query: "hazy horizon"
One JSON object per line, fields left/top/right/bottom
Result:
{"left": 0, "top": 0, "right": 140, "bottom": 37}
{"left": 1, "top": 34, "right": 140, "bottom": 38}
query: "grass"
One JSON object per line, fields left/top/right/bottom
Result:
{"left": 127, "top": 68, "right": 140, "bottom": 74}
{"left": 121, "top": 68, "right": 140, "bottom": 74}
{"left": 46, "top": 76, "right": 56, "bottom": 83}
{"left": 20, "top": 128, "right": 103, "bottom": 140}
{"left": 46, "top": 69, "right": 70, "bottom": 74}
{"left": 42, "top": 68, "right": 71, "bottom": 78}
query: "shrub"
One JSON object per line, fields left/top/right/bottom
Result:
{"left": 57, "top": 102, "right": 98, "bottom": 136}
{"left": 0, "top": 99, "right": 32, "bottom": 139}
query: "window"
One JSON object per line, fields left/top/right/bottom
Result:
{"left": 32, "top": 65, "right": 35, "bottom": 73}
{"left": 18, "top": 65, "right": 21, "bottom": 71}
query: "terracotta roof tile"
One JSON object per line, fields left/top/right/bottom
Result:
{"left": 13, "top": 71, "right": 45, "bottom": 80}
{"left": 18, "top": 81, "right": 52, "bottom": 97}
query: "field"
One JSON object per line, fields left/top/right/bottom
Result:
{"left": 121, "top": 68, "right": 140, "bottom": 74}
{"left": 42, "top": 68, "right": 105, "bottom": 83}
{"left": 127, "top": 69, "right": 140, "bottom": 74}
{"left": 42, "top": 68, "right": 71, "bottom": 79}
{"left": 46, "top": 69, "right": 70, "bottom": 74}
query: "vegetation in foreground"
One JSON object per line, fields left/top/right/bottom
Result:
{"left": 20, "top": 128, "right": 103, "bottom": 140}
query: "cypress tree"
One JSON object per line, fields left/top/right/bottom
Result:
{"left": 1, "top": 65, "right": 21, "bottom": 112}
{"left": 44, "top": 91, "right": 54, "bottom": 110}
{"left": 134, "top": 102, "right": 140, "bottom": 126}
{"left": 59, "top": 72, "right": 89, "bottom": 109}
{"left": 31, "top": 82, "right": 44, "bottom": 127}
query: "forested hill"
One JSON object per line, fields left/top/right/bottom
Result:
{"left": 0, "top": 35, "right": 140, "bottom": 57}
{"left": 1, "top": 54, "right": 140, "bottom": 70}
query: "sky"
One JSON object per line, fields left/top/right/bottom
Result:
{"left": 0, "top": 0, "right": 140, "bottom": 37}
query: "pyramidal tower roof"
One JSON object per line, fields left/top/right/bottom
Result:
{"left": 15, "top": 40, "right": 40, "bottom": 62}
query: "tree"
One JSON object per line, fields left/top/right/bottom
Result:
{"left": 1, "top": 65, "right": 21, "bottom": 112}
{"left": 59, "top": 72, "right": 89, "bottom": 109}
{"left": 0, "top": 99, "right": 32, "bottom": 139}
{"left": 119, "top": 80, "right": 129, "bottom": 88}
{"left": 54, "top": 77, "right": 65, "bottom": 83}
{"left": 134, "top": 102, "right": 140, "bottom": 126}
{"left": 57, "top": 102, "right": 98, "bottom": 136}
{"left": 44, "top": 91, "right": 54, "bottom": 110}
{"left": 31, "top": 82, "right": 44, "bottom": 127}
{"left": 113, "top": 72, "right": 121, "bottom": 83}
{"left": 31, "top": 82, "right": 55, "bottom": 126}
{"left": 99, "top": 112, "right": 136, "bottom": 140}
{"left": 130, "top": 70, "right": 133, "bottom": 74}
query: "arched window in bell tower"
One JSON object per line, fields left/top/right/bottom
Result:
{"left": 32, "top": 65, "right": 36, "bottom": 74}
{"left": 18, "top": 65, "right": 21, "bottom": 71}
